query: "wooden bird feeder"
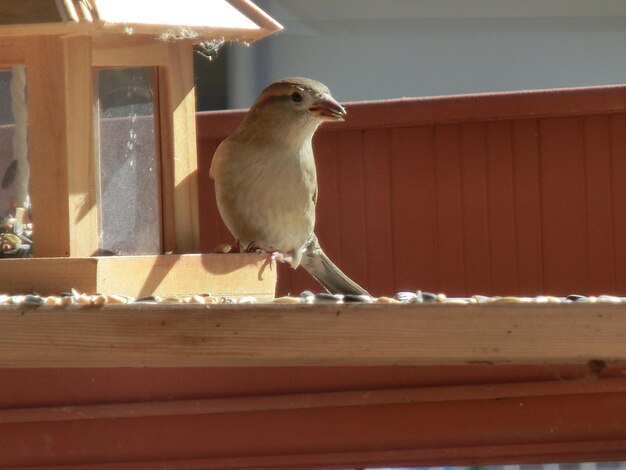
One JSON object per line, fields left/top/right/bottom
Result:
{"left": 0, "top": 0, "right": 281, "bottom": 299}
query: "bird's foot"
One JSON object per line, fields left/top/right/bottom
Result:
{"left": 257, "top": 251, "right": 293, "bottom": 281}
{"left": 243, "top": 241, "right": 260, "bottom": 253}
{"left": 264, "top": 251, "right": 292, "bottom": 270}
{"left": 271, "top": 251, "right": 289, "bottom": 264}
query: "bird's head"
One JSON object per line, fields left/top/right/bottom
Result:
{"left": 240, "top": 77, "right": 346, "bottom": 143}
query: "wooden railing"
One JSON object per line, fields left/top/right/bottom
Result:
{"left": 197, "top": 85, "right": 626, "bottom": 297}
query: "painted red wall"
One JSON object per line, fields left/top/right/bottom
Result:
{"left": 197, "top": 85, "right": 626, "bottom": 297}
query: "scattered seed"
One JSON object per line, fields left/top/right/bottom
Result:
{"left": 272, "top": 296, "right": 303, "bottom": 304}
{"left": 344, "top": 294, "right": 373, "bottom": 303}
{"left": 394, "top": 292, "right": 418, "bottom": 302}
{"left": 106, "top": 294, "right": 130, "bottom": 304}
{"left": 43, "top": 296, "right": 62, "bottom": 306}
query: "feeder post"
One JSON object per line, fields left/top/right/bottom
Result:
{"left": 26, "top": 34, "right": 97, "bottom": 258}
{"left": 159, "top": 41, "right": 200, "bottom": 254}
{"left": 25, "top": 35, "right": 71, "bottom": 257}
{"left": 64, "top": 34, "right": 98, "bottom": 258}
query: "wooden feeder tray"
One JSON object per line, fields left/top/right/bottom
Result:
{"left": 0, "top": 253, "right": 275, "bottom": 299}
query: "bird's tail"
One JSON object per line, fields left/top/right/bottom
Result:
{"left": 300, "top": 235, "right": 370, "bottom": 296}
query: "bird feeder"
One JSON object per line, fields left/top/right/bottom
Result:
{"left": 0, "top": 0, "right": 281, "bottom": 298}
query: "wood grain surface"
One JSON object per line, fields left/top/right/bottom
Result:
{"left": 0, "top": 303, "right": 623, "bottom": 368}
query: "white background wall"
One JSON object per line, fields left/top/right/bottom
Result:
{"left": 225, "top": 0, "right": 626, "bottom": 108}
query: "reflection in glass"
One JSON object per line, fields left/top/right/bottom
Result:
{"left": 0, "top": 67, "right": 32, "bottom": 258}
{"left": 95, "top": 67, "right": 161, "bottom": 255}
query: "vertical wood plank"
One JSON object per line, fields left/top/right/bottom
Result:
{"left": 390, "top": 126, "right": 439, "bottom": 293}
{"left": 459, "top": 122, "right": 491, "bottom": 295}
{"left": 486, "top": 121, "right": 518, "bottom": 295}
{"left": 336, "top": 130, "right": 368, "bottom": 289}
{"left": 276, "top": 262, "right": 293, "bottom": 296}
{"left": 64, "top": 35, "right": 98, "bottom": 257}
{"left": 512, "top": 120, "right": 544, "bottom": 295}
{"left": 156, "top": 64, "right": 175, "bottom": 254}
{"left": 583, "top": 115, "right": 616, "bottom": 294}
{"left": 159, "top": 42, "right": 200, "bottom": 254}
{"left": 362, "top": 129, "right": 395, "bottom": 295}
{"left": 26, "top": 36, "right": 71, "bottom": 257}
{"left": 539, "top": 118, "right": 588, "bottom": 294}
{"left": 610, "top": 114, "right": 626, "bottom": 291}
{"left": 434, "top": 125, "right": 465, "bottom": 295}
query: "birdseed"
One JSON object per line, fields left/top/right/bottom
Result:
{"left": 0, "top": 289, "right": 623, "bottom": 308}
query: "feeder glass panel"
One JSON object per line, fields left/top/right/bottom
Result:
{"left": 95, "top": 67, "right": 161, "bottom": 256}
{"left": 0, "top": 67, "right": 31, "bottom": 259}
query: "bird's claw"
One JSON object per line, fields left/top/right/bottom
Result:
{"left": 243, "top": 241, "right": 259, "bottom": 253}
{"left": 257, "top": 251, "right": 294, "bottom": 281}
{"left": 269, "top": 251, "right": 290, "bottom": 266}
{"left": 265, "top": 251, "right": 290, "bottom": 271}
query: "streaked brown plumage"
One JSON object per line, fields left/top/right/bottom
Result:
{"left": 210, "top": 77, "right": 369, "bottom": 296}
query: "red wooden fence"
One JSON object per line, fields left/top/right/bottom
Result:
{"left": 197, "top": 85, "right": 626, "bottom": 297}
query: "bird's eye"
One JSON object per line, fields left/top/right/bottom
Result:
{"left": 291, "top": 91, "right": 303, "bottom": 103}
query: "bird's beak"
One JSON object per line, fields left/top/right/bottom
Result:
{"left": 309, "top": 94, "right": 347, "bottom": 121}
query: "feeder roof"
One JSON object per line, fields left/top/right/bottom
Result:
{"left": 0, "top": 0, "right": 282, "bottom": 42}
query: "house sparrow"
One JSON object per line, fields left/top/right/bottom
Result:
{"left": 210, "top": 77, "right": 369, "bottom": 296}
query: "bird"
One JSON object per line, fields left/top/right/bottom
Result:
{"left": 209, "top": 77, "right": 370, "bottom": 296}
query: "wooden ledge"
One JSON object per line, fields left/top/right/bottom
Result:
{"left": 0, "top": 302, "right": 624, "bottom": 368}
{"left": 197, "top": 84, "right": 626, "bottom": 138}
{"left": 0, "top": 253, "right": 275, "bottom": 299}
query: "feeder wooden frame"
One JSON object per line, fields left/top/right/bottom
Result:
{"left": 18, "top": 35, "right": 200, "bottom": 258}
{"left": 0, "top": 2, "right": 282, "bottom": 298}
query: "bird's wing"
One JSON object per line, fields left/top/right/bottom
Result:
{"left": 209, "top": 140, "right": 228, "bottom": 180}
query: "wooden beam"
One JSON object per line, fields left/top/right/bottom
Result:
{"left": 0, "top": 22, "right": 83, "bottom": 37}
{"left": 25, "top": 36, "right": 71, "bottom": 256}
{"left": 197, "top": 85, "right": 626, "bottom": 140}
{"left": 63, "top": 35, "right": 99, "bottom": 257}
{"left": 228, "top": 0, "right": 284, "bottom": 37}
{"left": 0, "top": 303, "right": 625, "bottom": 368}
{"left": 26, "top": 35, "right": 99, "bottom": 257}
{"left": 93, "top": 23, "right": 280, "bottom": 44}
{"left": 92, "top": 40, "right": 171, "bottom": 67}
{"left": 0, "top": 253, "right": 275, "bottom": 300}
{"left": 159, "top": 41, "right": 200, "bottom": 253}
{"left": 0, "top": 0, "right": 64, "bottom": 25}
